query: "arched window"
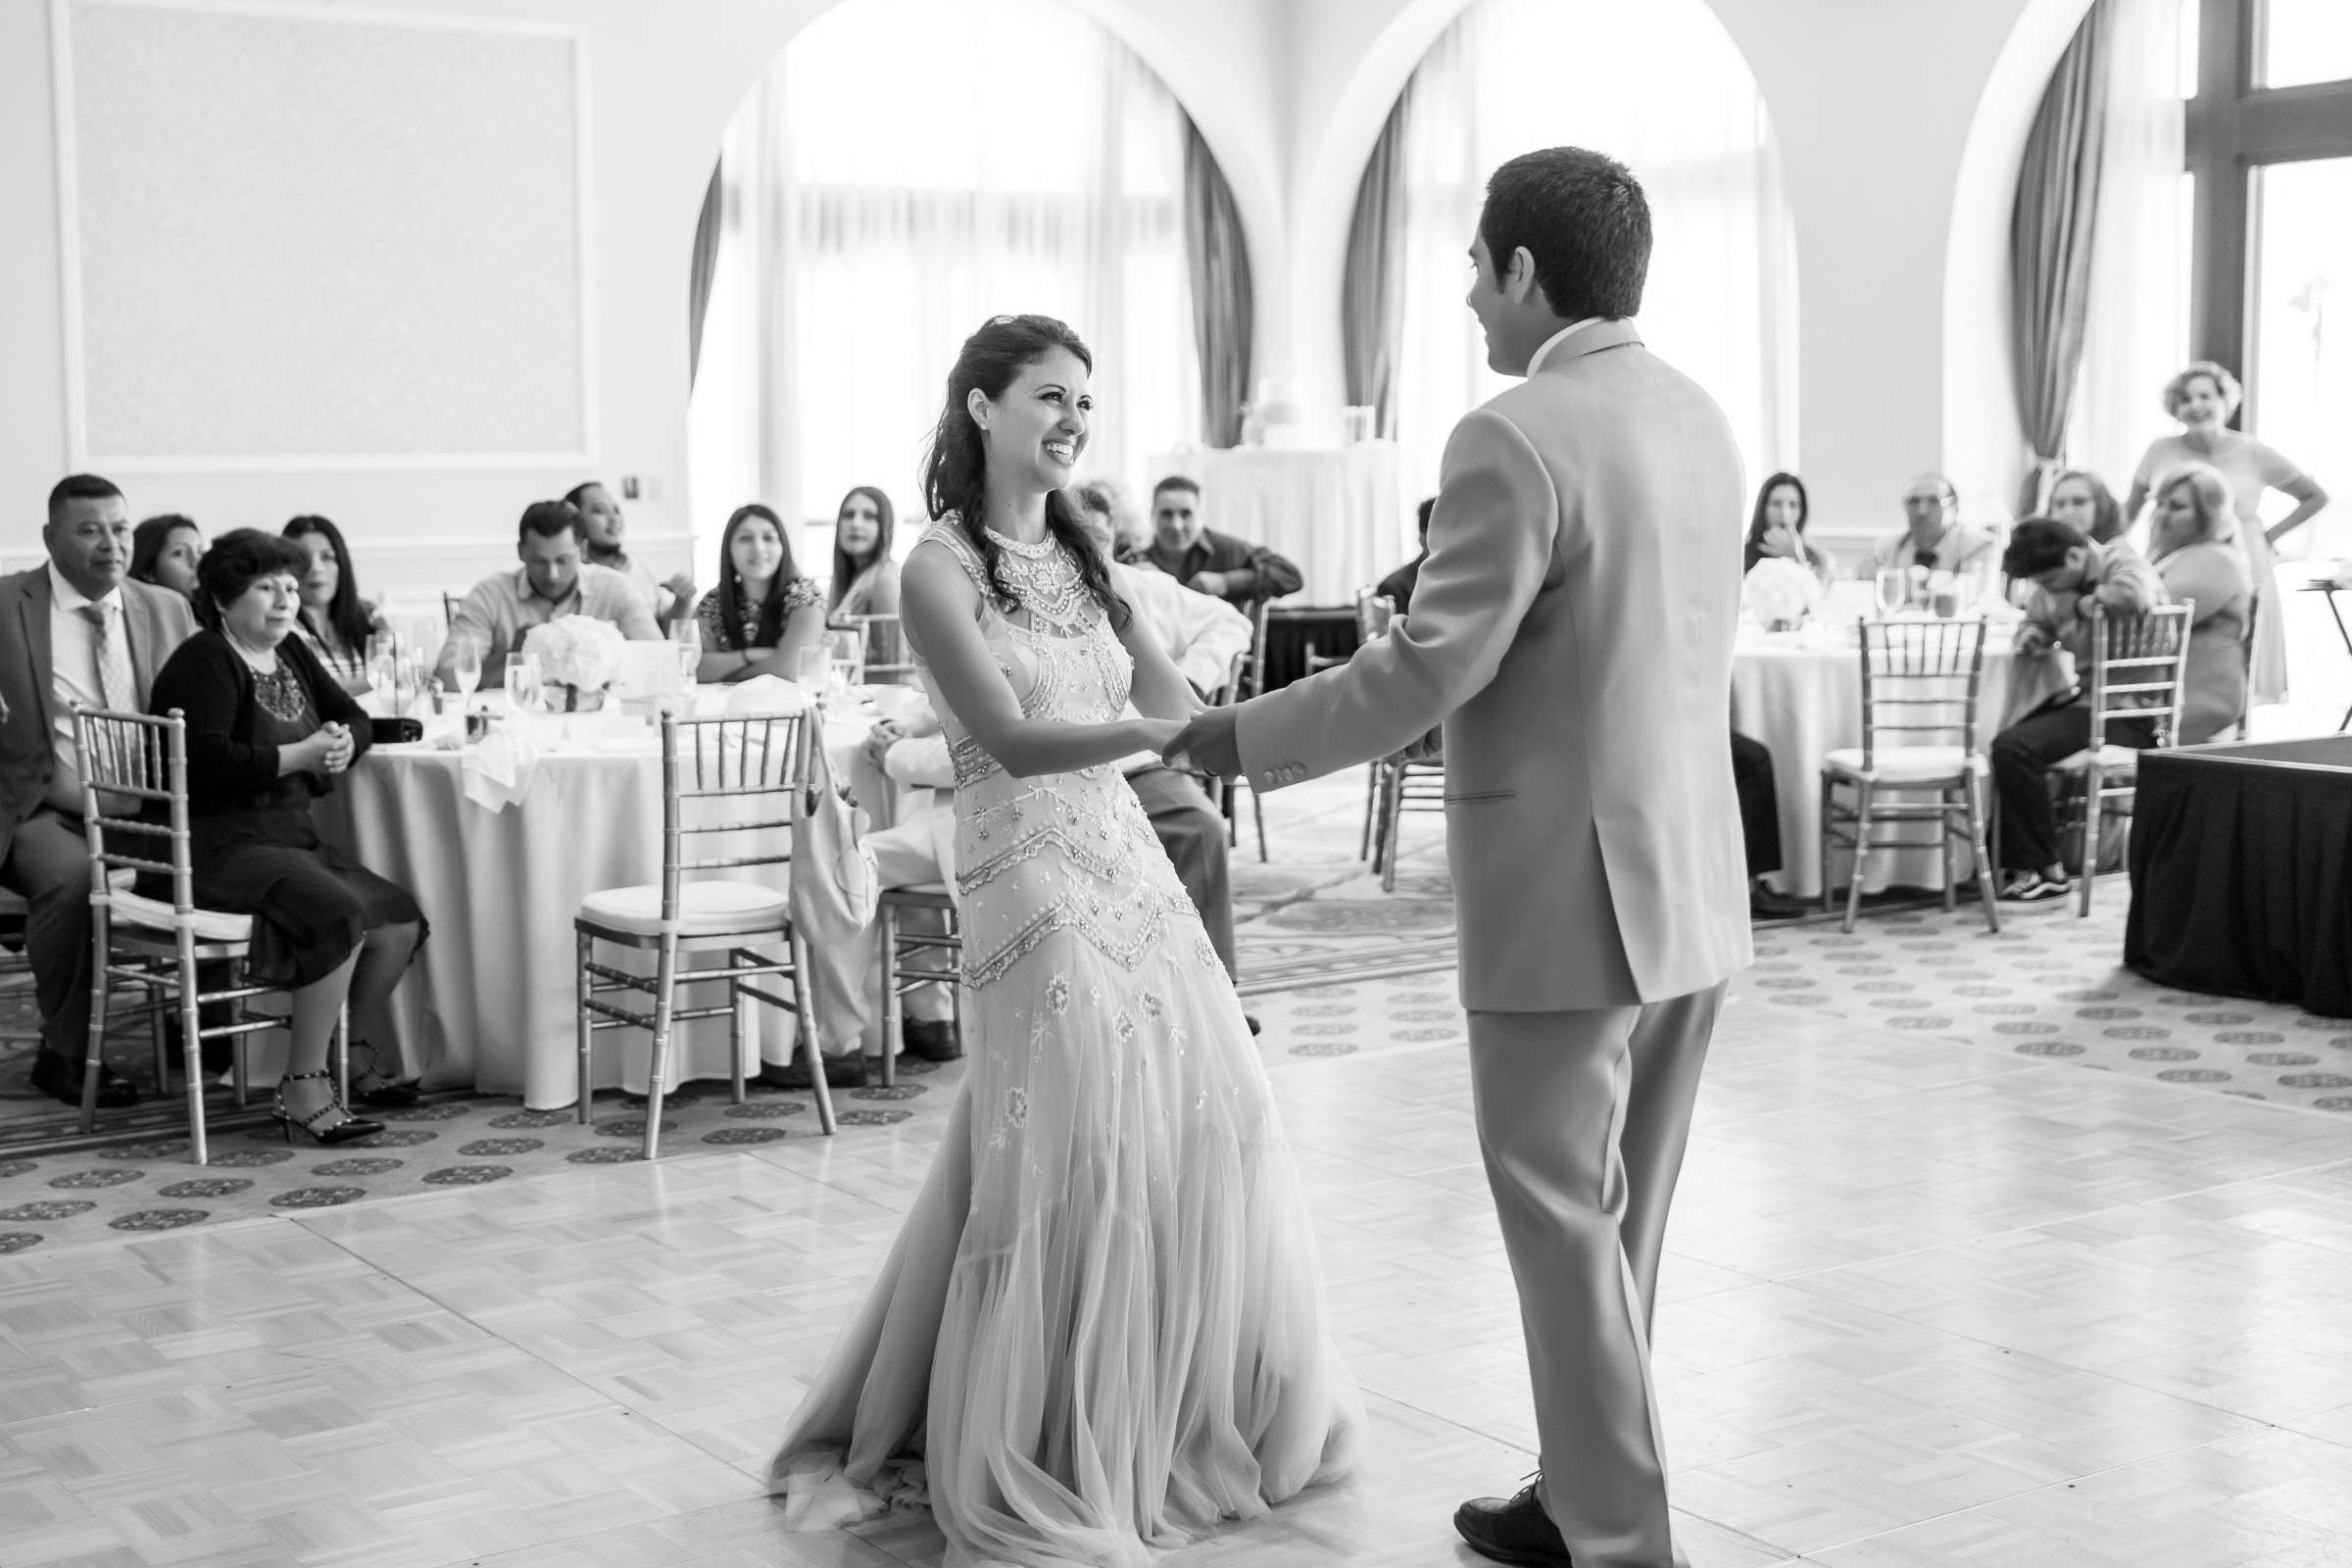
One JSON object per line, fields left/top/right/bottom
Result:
{"left": 690, "top": 0, "right": 1200, "bottom": 550}
{"left": 1391, "top": 0, "right": 1794, "bottom": 497}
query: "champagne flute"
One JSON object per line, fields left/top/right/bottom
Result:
{"left": 448, "top": 636, "right": 483, "bottom": 706}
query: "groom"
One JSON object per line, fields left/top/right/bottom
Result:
{"left": 1166, "top": 147, "right": 1748, "bottom": 1568}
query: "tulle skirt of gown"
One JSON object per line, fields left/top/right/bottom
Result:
{"left": 767, "top": 829, "right": 1360, "bottom": 1566}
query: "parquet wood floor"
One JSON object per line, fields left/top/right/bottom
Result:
{"left": 5, "top": 995, "right": 2348, "bottom": 1567}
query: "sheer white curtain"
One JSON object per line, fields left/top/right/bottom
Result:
{"left": 689, "top": 0, "right": 1200, "bottom": 565}
{"left": 1394, "top": 0, "right": 1796, "bottom": 499}
{"left": 2067, "top": 0, "right": 2189, "bottom": 512}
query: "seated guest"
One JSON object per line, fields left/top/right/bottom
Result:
{"left": 438, "top": 499, "right": 662, "bottom": 690}
{"left": 1078, "top": 500, "right": 1252, "bottom": 697}
{"left": 148, "top": 530, "right": 429, "bottom": 1135}
{"left": 2046, "top": 469, "right": 2130, "bottom": 548}
{"left": 1378, "top": 498, "right": 1435, "bottom": 613}
{"left": 283, "top": 515, "right": 390, "bottom": 693}
{"left": 567, "top": 479, "right": 692, "bottom": 629}
{"left": 1076, "top": 476, "right": 1152, "bottom": 564}
{"left": 778, "top": 719, "right": 960, "bottom": 1090}
{"left": 2147, "top": 462, "right": 2254, "bottom": 744}
{"left": 1860, "top": 473, "right": 1997, "bottom": 578}
{"left": 1731, "top": 731, "right": 1807, "bottom": 919}
{"left": 1743, "top": 472, "right": 1836, "bottom": 581}
{"left": 129, "top": 514, "right": 205, "bottom": 600}
{"left": 2, "top": 474, "right": 198, "bottom": 1107}
{"left": 1143, "top": 475, "right": 1303, "bottom": 612}
{"left": 1989, "top": 517, "right": 2169, "bottom": 904}
{"left": 691, "top": 503, "right": 828, "bottom": 683}
{"left": 828, "top": 486, "right": 902, "bottom": 618}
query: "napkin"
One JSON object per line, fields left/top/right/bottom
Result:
{"left": 462, "top": 718, "right": 544, "bottom": 811}
{"left": 724, "top": 674, "right": 812, "bottom": 715}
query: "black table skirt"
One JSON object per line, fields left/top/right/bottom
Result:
{"left": 1260, "top": 608, "right": 1360, "bottom": 692}
{"left": 2124, "top": 735, "right": 2352, "bottom": 1017}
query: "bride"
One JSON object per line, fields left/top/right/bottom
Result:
{"left": 768, "top": 314, "right": 1359, "bottom": 1566}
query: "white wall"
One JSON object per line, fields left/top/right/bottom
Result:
{"left": 1, "top": 0, "right": 2083, "bottom": 591}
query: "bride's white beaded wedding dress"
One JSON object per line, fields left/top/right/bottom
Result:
{"left": 768, "top": 519, "right": 1359, "bottom": 1567}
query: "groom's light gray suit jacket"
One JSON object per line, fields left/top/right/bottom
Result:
{"left": 1234, "top": 320, "right": 1751, "bottom": 1011}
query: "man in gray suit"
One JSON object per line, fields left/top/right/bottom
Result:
{"left": 1169, "top": 148, "right": 1749, "bottom": 1568}
{"left": 2, "top": 474, "right": 199, "bottom": 1106}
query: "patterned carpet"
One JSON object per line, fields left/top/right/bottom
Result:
{"left": 4, "top": 764, "right": 2344, "bottom": 1254}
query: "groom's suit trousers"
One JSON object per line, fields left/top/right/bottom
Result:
{"left": 1467, "top": 981, "right": 1726, "bottom": 1568}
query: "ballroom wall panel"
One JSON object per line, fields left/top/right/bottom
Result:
{"left": 59, "top": 0, "right": 592, "bottom": 467}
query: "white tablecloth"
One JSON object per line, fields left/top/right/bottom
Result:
{"left": 1731, "top": 627, "right": 2070, "bottom": 899}
{"left": 1146, "top": 443, "right": 1408, "bottom": 605}
{"left": 313, "top": 704, "right": 889, "bottom": 1109}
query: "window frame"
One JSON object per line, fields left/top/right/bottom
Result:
{"left": 2184, "top": 0, "right": 2352, "bottom": 418}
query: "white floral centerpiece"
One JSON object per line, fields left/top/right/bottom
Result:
{"left": 520, "top": 615, "right": 627, "bottom": 711}
{"left": 1740, "top": 557, "right": 1825, "bottom": 632}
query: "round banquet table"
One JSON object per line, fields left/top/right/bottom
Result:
{"left": 1731, "top": 624, "right": 2071, "bottom": 900}
{"left": 311, "top": 700, "right": 894, "bottom": 1109}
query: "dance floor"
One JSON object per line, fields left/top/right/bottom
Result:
{"left": 4, "top": 770, "right": 2351, "bottom": 1567}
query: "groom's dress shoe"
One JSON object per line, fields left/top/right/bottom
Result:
{"left": 1455, "top": 1480, "right": 1576, "bottom": 1568}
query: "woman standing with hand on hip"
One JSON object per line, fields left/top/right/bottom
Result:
{"left": 2126, "top": 361, "right": 2328, "bottom": 704}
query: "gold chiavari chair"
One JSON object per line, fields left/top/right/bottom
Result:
{"left": 1302, "top": 590, "right": 1395, "bottom": 859}
{"left": 573, "top": 710, "right": 825, "bottom": 1157}
{"left": 874, "top": 887, "right": 961, "bottom": 1089}
{"left": 2048, "top": 602, "right": 2192, "bottom": 916}
{"left": 1817, "top": 617, "right": 2001, "bottom": 935}
{"left": 72, "top": 707, "right": 346, "bottom": 1162}
{"left": 1223, "top": 600, "right": 1273, "bottom": 861}
{"left": 837, "top": 612, "right": 913, "bottom": 685}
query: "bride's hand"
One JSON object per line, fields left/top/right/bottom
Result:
{"left": 1133, "top": 717, "right": 1187, "bottom": 757}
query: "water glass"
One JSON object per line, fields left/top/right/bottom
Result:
{"left": 1873, "top": 569, "right": 1906, "bottom": 617}
{"left": 672, "top": 617, "right": 704, "bottom": 687}
{"left": 505, "top": 653, "right": 542, "bottom": 715}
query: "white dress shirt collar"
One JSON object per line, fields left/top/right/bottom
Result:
{"left": 1526, "top": 317, "right": 1605, "bottom": 377}
{"left": 47, "top": 562, "right": 122, "bottom": 616}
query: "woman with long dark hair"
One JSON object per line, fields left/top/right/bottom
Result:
{"left": 688, "top": 503, "right": 827, "bottom": 683}
{"left": 1740, "top": 471, "right": 1835, "bottom": 579}
{"left": 826, "top": 485, "right": 901, "bottom": 617}
{"left": 129, "top": 514, "right": 205, "bottom": 599}
{"left": 769, "top": 315, "right": 1358, "bottom": 1563}
{"left": 283, "top": 515, "right": 389, "bottom": 692}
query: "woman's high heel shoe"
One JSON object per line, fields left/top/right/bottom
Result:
{"left": 273, "top": 1069, "right": 383, "bottom": 1147}
{"left": 348, "top": 1041, "right": 421, "bottom": 1107}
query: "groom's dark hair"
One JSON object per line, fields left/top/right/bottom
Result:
{"left": 1480, "top": 147, "right": 1650, "bottom": 320}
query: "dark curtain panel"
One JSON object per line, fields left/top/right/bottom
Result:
{"left": 2008, "top": 1, "right": 2110, "bottom": 517}
{"left": 1343, "top": 83, "right": 1413, "bottom": 439}
{"left": 688, "top": 160, "right": 724, "bottom": 389}
{"left": 1182, "top": 117, "right": 1254, "bottom": 448}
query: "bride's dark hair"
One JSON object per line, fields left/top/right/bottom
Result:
{"left": 920, "top": 314, "right": 1126, "bottom": 628}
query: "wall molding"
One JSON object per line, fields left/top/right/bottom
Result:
{"left": 50, "top": 0, "right": 601, "bottom": 472}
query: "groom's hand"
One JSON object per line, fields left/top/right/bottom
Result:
{"left": 1163, "top": 707, "right": 1243, "bottom": 780}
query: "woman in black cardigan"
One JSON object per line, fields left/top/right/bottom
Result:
{"left": 148, "top": 530, "right": 427, "bottom": 1145}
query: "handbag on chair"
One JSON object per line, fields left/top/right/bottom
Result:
{"left": 788, "top": 729, "right": 879, "bottom": 949}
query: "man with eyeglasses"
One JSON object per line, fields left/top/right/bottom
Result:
{"left": 1860, "top": 473, "right": 1998, "bottom": 578}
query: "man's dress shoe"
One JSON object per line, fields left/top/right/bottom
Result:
{"left": 30, "top": 1050, "right": 138, "bottom": 1109}
{"left": 1454, "top": 1480, "right": 1575, "bottom": 1568}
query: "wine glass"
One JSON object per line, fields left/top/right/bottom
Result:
{"left": 447, "top": 636, "right": 483, "bottom": 706}
{"left": 505, "top": 653, "right": 542, "bottom": 715}
{"left": 1873, "top": 568, "right": 1906, "bottom": 617}
{"left": 825, "top": 628, "right": 864, "bottom": 701}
